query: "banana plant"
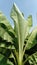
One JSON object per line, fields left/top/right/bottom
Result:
{"left": 0, "top": 3, "right": 37, "bottom": 65}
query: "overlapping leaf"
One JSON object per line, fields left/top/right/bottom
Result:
{"left": 0, "top": 11, "right": 16, "bottom": 42}
{"left": 28, "top": 52, "right": 37, "bottom": 65}
{"left": 0, "top": 54, "right": 13, "bottom": 65}
{"left": 25, "top": 27, "right": 37, "bottom": 50}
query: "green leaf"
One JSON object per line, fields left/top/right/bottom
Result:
{"left": 0, "top": 11, "right": 16, "bottom": 42}
{"left": 10, "top": 3, "right": 29, "bottom": 62}
{"left": 24, "top": 15, "right": 33, "bottom": 39}
{"left": 0, "top": 12, "right": 12, "bottom": 31}
{"left": 0, "top": 54, "right": 13, "bottom": 65}
{"left": 0, "top": 26, "right": 13, "bottom": 43}
{"left": 23, "top": 52, "right": 37, "bottom": 65}
{"left": 0, "top": 42, "right": 15, "bottom": 50}
{"left": 10, "top": 3, "right": 33, "bottom": 64}
{"left": 28, "top": 52, "right": 37, "bottom": 65}
{"left": 25, "top": 27, "right": 37, "bottom": 50}
{"left": 27, "top": 15, "right": 32, "bottom": 27}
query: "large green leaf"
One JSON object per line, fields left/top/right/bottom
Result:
{"left": 0, "top": 11, "right": 16, "bottom": 42}
{"left": 25, "top": 27, "right": 37, "bottom": 50}
{"left": 10, "top": 3, "right": 32, "bottom": 61}
{"left": 10, "top": 3, "right": 27, "bottom": 47}
{"left": 25, "top": 15, "right": 32, "bottom": 39}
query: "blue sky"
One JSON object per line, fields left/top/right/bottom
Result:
{"left": 0, "top": 0, "right": 37, "bottom": 29}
